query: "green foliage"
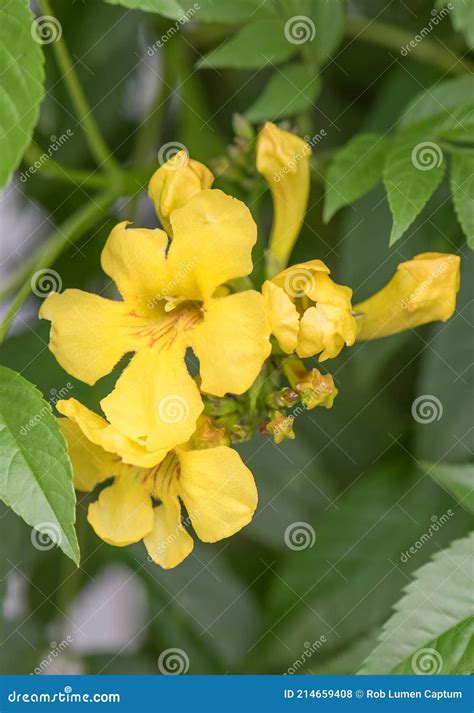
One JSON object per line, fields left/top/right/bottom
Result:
{"left": 197, "top": 19, "right": 298, "bottom": 69}
{"left": 254, "top": 464, "right": 470, "bottom": 672}
{"left": 450, "top": 149, "right": 474, "bottom": 247}
{"left": 0, "top": 367, "right": 79, "bottom": 565}
{"left": 360, "top": 534, "right": 474, "bottom": 674}
{"left": 323, "top": 134, "right": 388, "bottom": 222}
{"left": 104, "top": 0, "right": 184, "bottom": 17}
{"left": 245, "top": 63, "right": 321, "bottom": 122}
{"left": 383, "top": 140, "right": 445, "bottom": 245}
{"left": 324, "top": 75, "right": 474, "bottom": 246}
{"left": 0, "top": 0, "right": 45, "bottom": 187}
{"left": 424, "top": 462, "right": 474, "bottom": 514}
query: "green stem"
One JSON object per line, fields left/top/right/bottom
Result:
{"left": 37, "top": 0, "right": 119, "bottom": 174}
{"left": 345, "top": 16, "right": 474, "bottom": 75}
{"left": 0, "top": 191, "right": 116, "bottom": 344}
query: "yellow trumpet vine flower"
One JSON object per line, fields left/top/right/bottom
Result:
{"left": 40, "top": 162, "right": 271, "bottom": 454}
{"left": 58, "top": 398, "right": 258, "bottom": 569}
{"left": 256, "top": 122, "right": 311, "bottom": 274}
{"left": 355, "top": 253, "right": 461, "bottom": 340}
{"left": 263, "top": 260, "right": 357, "bottom": 361}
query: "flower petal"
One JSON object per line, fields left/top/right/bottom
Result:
{"left": 59, "top": 418, "right": 118, "bottom": 492}
{"left": 100, "top": 342, "right": 203, "bottom": 452}
{"left": 297, "top": 304, "right": 356, "bottom": 360}
{"left": 101, "top": 221, "right": 171, "bottom": 313}
{"left": 168, "top": 189, "right": 257, "bottom": 302}
{"left": 39, "top": 289, "right": 140, "bottom": 385}
{"left": 262, "top": 280, "right": 299, "bottom": 353}
{"left": 144, "top": 485, "right": 194, "bottom": 569}
{"left": 190, "top": 291, "right": 271, "bottom": 396}
{"left": 88, "top": 471, "right": 154, "bottom": 547}
{"left": 177, "top": 446, "right": 258, "bottom": 542}
{"left": 57, "top": 398, "right": 166, "bottom": 468}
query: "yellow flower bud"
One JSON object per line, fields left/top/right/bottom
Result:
{"left": 148, "top": 151, "right": 214, "bottom": 234}
{"left": 266, "top": 411, "right": 295, "bottom": 444}
{"left": 256, "top": 122, "right": 311, "bottom": 273}
{"left": 355, "top": 253, "right": 461, "bottom": 340}
{"left": 283, "top": 358, "right": 338, "bottom": 410}
{"left": 263, "top": 260, "right": 357, "bottom": 361}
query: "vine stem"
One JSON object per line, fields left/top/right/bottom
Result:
{"left": 0, "top": 191, "right": 117, "bottom": 344}
{"left": 345, "top": 16, "right": 474, "bottom": 75}
{"left": 37, "top": 0, "right": 120, "bottom": 175}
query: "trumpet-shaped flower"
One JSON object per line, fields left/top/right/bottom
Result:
{"left": 355, "top": 253, "right": 461, "bottom": 340}
{"left": 40, "top": 170, "right": 271, "bottom": 453}
{"left": 263, "top": 260, "right": 357, "bottom": 361}
{"left": 256, "top": 122, "right": 311, "bottom": 273}
{"left": 58, "top": 398, "right": 258, "bottom": 569}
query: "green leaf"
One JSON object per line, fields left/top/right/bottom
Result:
{"left": 0, "top": 0, "right": 45, "bottom": 187}
{"left": 104, "top": 0, "right": 184, "bottom": 17}
{"left": 423, "top": 462, "right": 474, "bottom": 514}
{"left": 399, "top": 75, "right": 474, "bottom": 130}
{"left": 310, "top": 0, "right": 345, "bottom": 64}
{"left": 323, "top": 133, "right": 388, "bottom": 222}
{"left": 450, "top": 0, "right": 474, "bottom": 48}
{"left": 360, "top": 534, "right": 474, "bottom": 674}
{"left": 197, "top": 19, "right": 298, "bottom": 69}
{"left": 450, "top": 149, "right": 474, "bottom": 248}
{"left": 245, "top": 63, "right": 320, "bottom": 122}
{"left": 383, "top": 140, "right": 445, "bottom": 245}
{"left": 254, "top": 463, "right": 470, "bottom": 671}
{"left": 181, "top": 0, "right": 277, "bottom": 22}
{"left": 0, "top": 367, "right": 79, "bottom": 565}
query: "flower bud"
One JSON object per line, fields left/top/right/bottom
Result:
{"left": 256, "top": 122, "right": 311, "bottom": 272}
{"left": 148, "top": 152, "right": 214, "bottom": 234}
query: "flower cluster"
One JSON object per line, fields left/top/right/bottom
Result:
{"left": 41, "top": 122, "right": 461, "bottom": 568}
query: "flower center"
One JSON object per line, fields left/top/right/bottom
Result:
{"left": 133, "top": 301, "right": 203, "bottom": 350}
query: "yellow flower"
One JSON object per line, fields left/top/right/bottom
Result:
{"left": 256, "top": 122, "right": 311, "bottom": 273}
{"left": 40, "top": 167, "right": 271, "bottom": 453}
{"left": 263, "top": 260, "right": 357, "bottom": 361}
{"left": 148, "top": 150, "right": 214, "bottom": 235}
{"left": 58, "top": 398, "right": 258, "bottom": 569}
{"left": 355, "top": 253, "right": 461, "bottom": 340}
